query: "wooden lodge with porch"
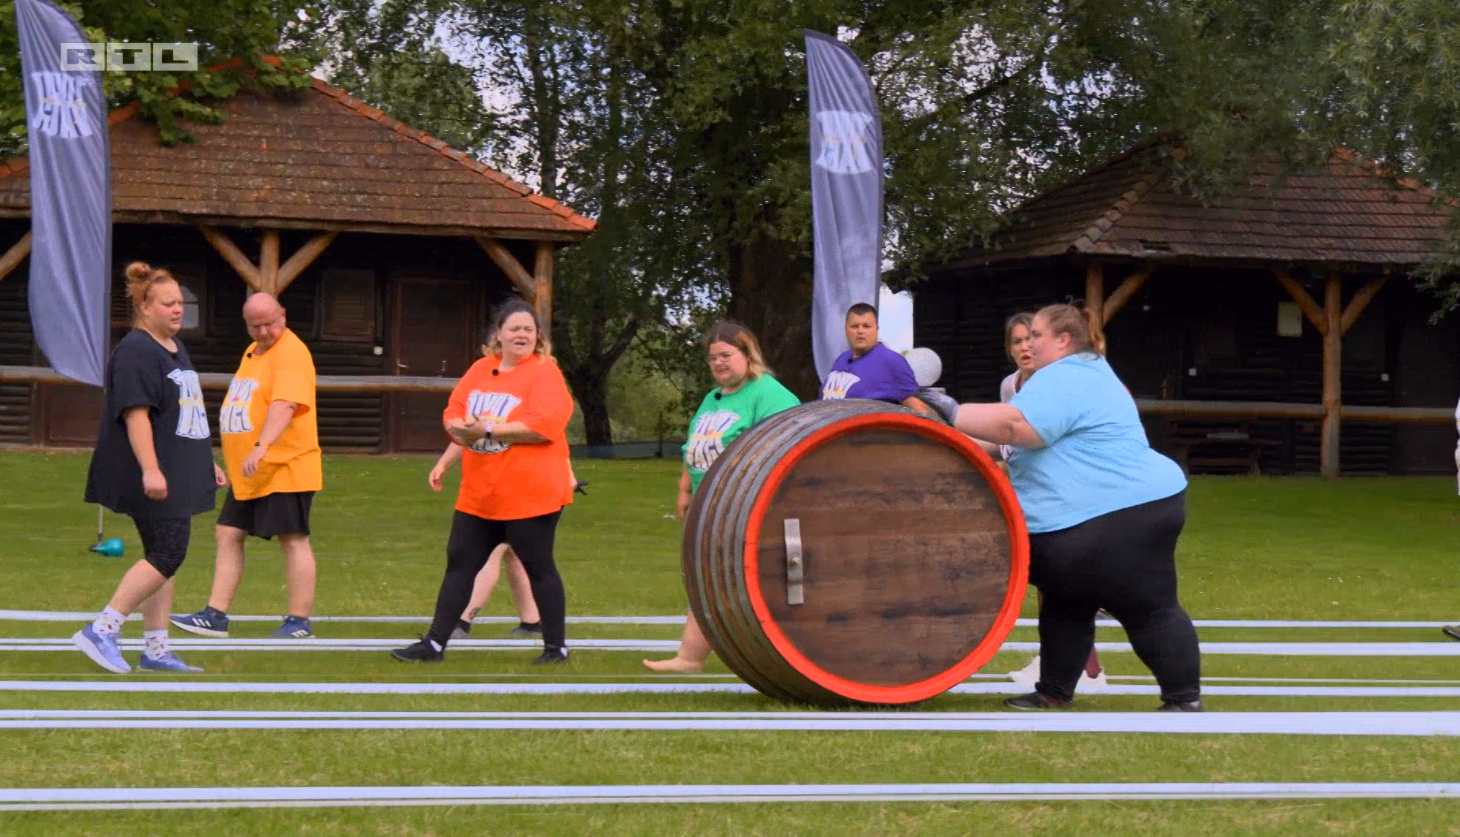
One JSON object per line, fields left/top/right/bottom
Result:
{"left": 910, "top": 140, "right": 1460, "bottom": 477}
{"left": 0, "top": 74, "right": 595, "bottom": 453}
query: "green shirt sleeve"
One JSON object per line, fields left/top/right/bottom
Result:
{"left": 752, "top": 374, "right": 801, "bottom": 422}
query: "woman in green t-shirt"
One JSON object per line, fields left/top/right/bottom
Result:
{"left": 644, "top": 321, "right": 801, "bottom": 673}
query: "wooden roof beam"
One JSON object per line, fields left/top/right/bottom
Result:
{"left": 1102, "top": 268, "right": 1150, "bottom": 326}
{"left": 275, "top": 231, "right": 337, "bottom": 295}
{"left": 1274, "top": 269, "right": 1328, "bottom": 338}
{"left": 0, "top": 230, "right": 31, "bottom": 281}
{"left": 198, "top": 225, "right": 263, "bottom": 292}
{"left": 1340, "top": 274, "right": 1388, "bottom": 336}
{"left": 475, "top": 234, "right": 537, "bottom": 301}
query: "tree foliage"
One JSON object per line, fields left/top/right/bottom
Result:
{"left": 0, "top": 0, "right": 319, "bottom": 158}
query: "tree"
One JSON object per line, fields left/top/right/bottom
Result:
{"left": 1312, "top": 0, "right": 1460, "bottom": 312}
{"left": 310, "top": 0, "right": 494, "bottom": 155}
{"left": 630, "top": 0, "right": 1354, "bottom": 397}
{"left": 0, "top": 0, "right": 320, "bottom": 158}
{"left": 437, "top": 0, "right": 719, "bottom": 445}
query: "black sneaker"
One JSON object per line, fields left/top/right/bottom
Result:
{"left": 390, "top": 637, "right": 444, "bottom": 662}
{"left": 1443, "top": 625, "right": 1460, "bottom": 642}
{"left": 508, "top": 622, "right": 543, "bottom": 637}
{"left": 1005, "top": 691, "right": 1072, "bottom": 711}
{"left": 1157, "top": 699, "right": 1205, "bottom": 712}
{"left": 531, "top": 647, "right": 568, "bottom": 665}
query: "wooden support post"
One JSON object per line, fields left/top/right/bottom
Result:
{"left": 1321, "top": 274, "right": 1342, "bottom": 478}
{"left": 474, "top": 235, "right": 537, "bottom": 301}
{"left": 534, "top": 241, "right": 554, "bottom": 339}
{"left": 259, "top": 229, "right": 280, "bottom": 294}
{"left": 0, "top": 231, "right": 32, "bottom": 281}
{"left": 275, "top": 231, "right": 338, "bottom": 294}
{"left": 198, "top": 226, "right": 264, "bottom": 292}
{"left": 1084, "top": 264, "right": 1104, "bottom": 325}
{"left": 1101, "top": 268, "right": 1150, "bottom": 326}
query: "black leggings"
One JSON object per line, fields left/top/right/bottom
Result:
{"left": 428, "top": 509, "right": 566, "bottom": 650}
{"left": 1028, "top": 491, "right": 1200, "bottom": 703}
{"left": 132, "top": 516, "right": 192, "bottom": 579}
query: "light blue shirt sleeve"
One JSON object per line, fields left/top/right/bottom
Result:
{"left": 1008, "top": 359, "right": 1083, "bottom": 446}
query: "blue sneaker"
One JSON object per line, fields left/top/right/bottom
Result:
{"left": 170, "top": 606, "right": 229, "bottom": 638}
{"left": 139, "top": 652, "right": 203, "bottom": 673}
{"left": 72, "top": 625, "right": 130, "bottom": 674}
{"left": 270, "top": 615, "right": 314, "bottom": 638}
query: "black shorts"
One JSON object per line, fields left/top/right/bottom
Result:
{"left": 217, "top": 488, "right": 314, "bottom": 540}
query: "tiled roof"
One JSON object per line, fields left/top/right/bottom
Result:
{"left": 944, "top": 141, "right": 1452, "bottom": 269}
{"left": 0, "top": 76, "right": 595, "bottom": 239}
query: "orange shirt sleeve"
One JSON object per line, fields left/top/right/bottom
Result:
{"left": 514, "top": 360, "right": 573, "bottom": 440}
{"left": 271, "top": 339, "right": 316, "bottom": 419}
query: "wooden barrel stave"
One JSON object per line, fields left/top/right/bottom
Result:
{"left": 686, "top": 400, "right": 920, "bottom": 703}
{"left": 686, "top": 402, "right": 884, "bottom": 701}
{"left": 716, "top": 401, "right": 893, "bottom": 703}
{"left": 683, "top": 399, "right": 1025, "bottom": 707}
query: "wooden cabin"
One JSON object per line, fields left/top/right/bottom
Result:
{"left": 0, "top": 76, "right": 595, "bottom": 452}
{"left": 910, "top": 141, "right": 1460, "bottom": 476}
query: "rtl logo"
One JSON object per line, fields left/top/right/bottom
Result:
{"left": 60, "top": 42, "right": 199, "bottom": 72}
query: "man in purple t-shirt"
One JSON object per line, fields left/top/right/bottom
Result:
{"left": 820, "top": 303, "right": 934, "bottom": 416}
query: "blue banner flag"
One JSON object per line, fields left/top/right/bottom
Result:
{"left": 804, "top": 29, "right": 883, "bottom": 382}
{"left": 15, "top": 0, "right": 112, "bottom": 387}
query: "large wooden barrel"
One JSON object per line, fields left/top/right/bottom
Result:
{"left": 682, "top": 399, "right": 1029, "bottom": 707}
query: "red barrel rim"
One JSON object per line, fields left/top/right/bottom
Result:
{"left": 741, "top": 411, "right": 1030, "bottom": 704}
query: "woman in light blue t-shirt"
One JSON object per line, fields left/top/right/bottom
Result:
{"left": 955, "top": 303, "right": 1202, "bottom": 713}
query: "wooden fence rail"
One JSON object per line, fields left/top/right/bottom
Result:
{"left": 4, "top": 365, "right": 1455, "bottom": 424}
{"left": 0, "top": 365, "right": 460, "bottom": 394}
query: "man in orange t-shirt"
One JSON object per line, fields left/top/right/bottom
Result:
{"left": 392, "top": 299, "right": 575, "bottom": 665}
{"left": 171, "top": 292, "right": 322, "bottom": 641}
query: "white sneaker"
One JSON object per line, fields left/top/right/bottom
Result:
{"left": 1009, "top": 655, "right": 1040, "bottom": 689}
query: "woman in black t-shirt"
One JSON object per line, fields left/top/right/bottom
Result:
{"left": 72, "top": 262, "right": 227, "bottom": 675}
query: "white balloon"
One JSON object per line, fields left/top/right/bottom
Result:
{"left": 905, "top": 347, "right": 942, "bottom": 388}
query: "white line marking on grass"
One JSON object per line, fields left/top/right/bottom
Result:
{"left": 0, "top": 610, "right": 1453, "bottom": 629}
{"left": 4, "top": 680, "right": 1460, "bottom": 698}
{"left": 0, "top": 611, "right": 685, "bottom": 625}
{"left": 4, "top": 638, "right": 1459, "bottom": 656}
{"left": 1, "top": 782, "right": 1458, "bottom": 810}
{"left": 3, "top": 709, "right": 1460, "bottom": 735}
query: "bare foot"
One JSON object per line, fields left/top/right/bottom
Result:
{"left": 642, "top": 657, "right": 704, "bottom": 674}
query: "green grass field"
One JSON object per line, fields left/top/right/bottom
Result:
{"left": 1, "top": 450, "right": 1459, "bottom": 835}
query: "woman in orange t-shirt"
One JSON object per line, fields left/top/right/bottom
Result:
{"left": 391, "top": 300, "right": 575, "bottom": 665}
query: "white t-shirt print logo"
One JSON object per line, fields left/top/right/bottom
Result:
{"left": 169, "top": 369, "right": 210, "bottom": 440}
{"left": 686, "top": 410, "right": 741, "bottom": 472}
{"left": 821, "top": 370, "right": 860, "bottom": 400}
{"left": 466, "top": 391, "right": 523, "bottom": 454}
{"left": 219, "top": 378, "right": 259, "bottom": 435}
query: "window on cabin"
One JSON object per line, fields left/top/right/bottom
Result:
{"left": 319, "top": 268, "right": 377, "bottom": 341}
{"left": 179, "top": 283, "right": 202, "bottom": 332}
